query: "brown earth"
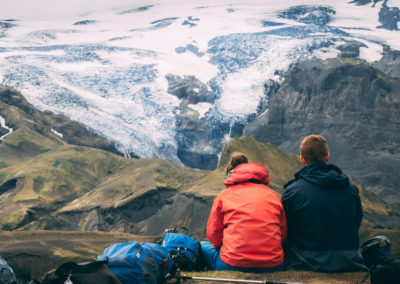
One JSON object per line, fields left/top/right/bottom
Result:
{"left": 1, "top": 230, "right": 392, "bottom": 284}
{"left": 0, "top": 230, "right": 158, "bottom": 283}
{"left": 169, "top": 270, "right": 370, "bottom": 284}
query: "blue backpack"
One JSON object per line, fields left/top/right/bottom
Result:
{"left": 97, "top": 242, "right": 173, "bottom": 284}
{"left": 161, "top": 228, "right": 201, "bottom": 271}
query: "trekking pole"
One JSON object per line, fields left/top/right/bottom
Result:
{"left": 179, "top": 275, "right": 302, "bottom": 284}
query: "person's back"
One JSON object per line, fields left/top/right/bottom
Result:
{"left": 281, "top": 135, "right": 366, "bottom": 272}
{"left": 212, "top": 162, "right": 286, "bottom": 268}
{"left": 201, "top": 152, "right": 287, "bottom": 272}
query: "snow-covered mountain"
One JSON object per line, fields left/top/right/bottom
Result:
{"left": 0, "top": 0, "right": 399, "bottom": 168}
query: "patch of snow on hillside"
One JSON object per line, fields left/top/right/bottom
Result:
{"left": 0, "top": 115, "right": 13, "bottom": 140}
{"left": 51, "top": 128, "right": 63, "bottom": 138}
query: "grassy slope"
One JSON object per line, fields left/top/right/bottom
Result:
{"left": 59, "top": 157, "right": 208, "bottom": 212}
{"left": 0, "top": 134, "right": 395, "bottom": 232}
{"left": 0, "top": 144, "right": 211, "bottom": 230}
{"left": 219, "top": 136, "right": 302, "bottom": 192}
{"left": 185, "top": 136, "right": 303, "bottom": 197}
{"left": 0, "top": 145, "right": 124, "bottom": 228}
{"left": 0, "top": 86, "right": 120, "bottom": 170}
{"left": 0, "top": 87, "right": 63, "bottom": 168}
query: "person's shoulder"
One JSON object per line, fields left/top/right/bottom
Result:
{"left": 284, "top": 176, "right": 307, "bottom": 191}
{"left": 347, "top": 181, "right": 361, "bottom": 196}
{"left": 282, "top": 178, "right": 308, "bottom": 203}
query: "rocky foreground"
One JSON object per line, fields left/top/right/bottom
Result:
{"left": 2, "top": 229, "right": 399, "bottom": 284}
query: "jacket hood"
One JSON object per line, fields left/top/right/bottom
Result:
{"left": 224, "top": 162, "right": 269, "bottom": 186}
{"left": 294, "top": 160, "right": 350, "bottom": 189}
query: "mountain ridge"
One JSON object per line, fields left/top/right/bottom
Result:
{"left": 1, "top": 71, "right": 398, "bottom": 232}
{"left": 0, "top": 86, "right": 123, "bottom": 168}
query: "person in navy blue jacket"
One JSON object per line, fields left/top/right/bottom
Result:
{"left": 281, "top": 134, "right": 367, "bottom": 272}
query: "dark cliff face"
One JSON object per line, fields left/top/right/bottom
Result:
{"left": 245, "top": 58, "right": 400, "bottom": 224}
{"left": 374, "top": 46, "right": 400, "bottom": 79}
{"left": 165, "top": 74, "right": 221, "bottom": 170}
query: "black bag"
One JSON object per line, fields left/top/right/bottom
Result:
{"left": 0, "top": 256, "right": 17, "bottom": 284}
{"left": 360, "top": 235, "right": 391, "bottom": 268}
{"left": 370, "top": 257, "right": 400, "bottom": 284}
{"left": 38, "top": 260, "right": 122, "bottom": 284}
{"left": 360, "top": 235, "right": 400, "bottom": 284}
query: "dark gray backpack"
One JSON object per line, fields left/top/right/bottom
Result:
{"left": 33, "top": 260, "right": 121, "bottom": 284}
{"left": 360, "top": 235, "right": 400, "bottom": 284}
{"left": 0, "top": 256, "right": 17, "bottom": 284}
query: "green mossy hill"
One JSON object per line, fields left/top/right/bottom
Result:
{"left": 0, "top": 86, "right": 121, "bottom": 169}
{"left": 185, "top": 136, "right": 302, "bottom": 197}
{"left": 0, "top": 145, "right": 209, "bottom": 232}
{"left": 0, "top": 145, "right": 126, "bottom": 229}
{"left": 219, "top": 136, "right": 302, "bottom": 192}
{"left": 0, "top": 133, "right": 395, "bottom": 235}
{"left": 0, "top": 135, "right": 303, "bottom": 235}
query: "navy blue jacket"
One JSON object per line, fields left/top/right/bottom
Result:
{"left": 281, "top": 161, "right": 367, "bottom": 272}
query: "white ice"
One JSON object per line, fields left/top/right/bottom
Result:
{"left": 0, "top": 0, "right": 399, "bottom": 161}
{"left": 51, "top": 128, "right": 63, "bottom": 138}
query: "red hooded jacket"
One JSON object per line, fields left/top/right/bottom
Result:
{"left": 206, "top": 163, "right": 287, "bottom": 268}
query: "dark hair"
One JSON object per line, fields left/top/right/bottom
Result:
{"left": 300, "top": 134, "right": 329, "bottom": 164}
{"left": 225, "top": 152, "right": 248, "bottom": 175}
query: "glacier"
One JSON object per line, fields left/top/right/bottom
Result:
{"left": 0, "top": 0, "right": 399, "bottom": 168}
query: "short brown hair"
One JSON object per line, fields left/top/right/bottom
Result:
{"left": 225, "top": 152, "right": 248, "bottom": 175}
{"left": 300, "top": 135, "right": 329, "bottom": 164}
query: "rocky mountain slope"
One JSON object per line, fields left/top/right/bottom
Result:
{"left": 0, "top": 86, "right": 122, "bottom": 169}
{"left": 1, "top": 85, "right": 393, "bottom": 234}
{"left": 245, "top": 57, "right": 400, "bottom": 228}
{"left": 0, "top": 86, "right": 398, "bottom": 283}
{"left": 0, "top": 86, "right": 303, "bottom": 235}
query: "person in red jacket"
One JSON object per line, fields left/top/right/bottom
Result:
{"left": 201, "top": 152, "right": 287, "bottom": 272}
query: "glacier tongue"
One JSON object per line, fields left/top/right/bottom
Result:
{"left": 0, "top": 0, "right": 399, "bottom": 167}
